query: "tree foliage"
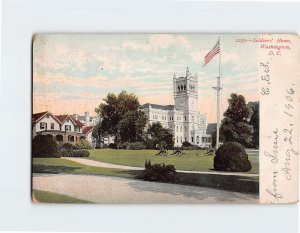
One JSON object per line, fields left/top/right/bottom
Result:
{"left": 147, "top": 122, "right": 174, "bottom": 149}
{"left": 94, "top": 91, "right": 147, "bottom": 143}
{"left": 248, "top": 101, "right": 259, "bottom": 148}
{"left": 220, "top": 93, "right": 254, "bottom": 147}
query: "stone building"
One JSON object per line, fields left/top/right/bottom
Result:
{"left": 140, "top": 67, "right": 211, "bottom": 147}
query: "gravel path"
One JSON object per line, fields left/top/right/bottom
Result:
{"left": 63, "top": 157, "right": 259, "bottom": 177}
{"left": 33, "top": 173, "right": 258, "bottom": 204}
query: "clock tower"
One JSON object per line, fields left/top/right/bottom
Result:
{"left": 173, "top": 67, "right": 198, "bottom": 113}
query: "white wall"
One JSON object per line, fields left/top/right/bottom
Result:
{"left": 35, "top": 114, "right": 60, "bottom": 132}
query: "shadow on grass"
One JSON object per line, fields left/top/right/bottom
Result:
{"left": 32, "top": 164, "right": 81, "bottom": 174}
{"left": 133, "top": 170, "right": 258, "bottom": 195}
{"left": 174, "top": 172, "right": 258, "bottom": 194}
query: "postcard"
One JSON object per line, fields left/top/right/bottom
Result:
{"left": 31, "top": 34, "right": 299, "bottom": 204}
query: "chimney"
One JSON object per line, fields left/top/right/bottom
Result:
{"left": 73, "top": 114, "right": 78, "bottom": 120}
{"left": 85, "top": 112, "right": 90, "bottom": 123}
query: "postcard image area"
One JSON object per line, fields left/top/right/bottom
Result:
{"left": 31, "top": 34, "right": 299, "bottom": 204}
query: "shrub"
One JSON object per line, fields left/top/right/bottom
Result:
{"left": 101, "top": 144, "right": 109, "bottom": 149}
{"left": 182, "top": 141, "right": 192, "bottom": 147}
{"left": 73, "top": 150, "right": 90, "bottom": 157}
{"left": 145, "top": 138, "right": 155, "bottom": 149}
{"left": 108, "top": 143, "right": 117, "bottom": 149}
{"left": 60, "top": 143, "right": 76, "bottom": 151}
{"left": 214, "top": 142, "right": 252, "bottom": 172}
{"left": 32, "top": 135, "right": 59, "bottom": 158}
{"left": 128, "top": 142, "right": 146, "bottom": 150}
{"left": 139, "top": 160, "right": 177, "bottom": 182}
{"left": 59, "top": 148, "right": 74, "bottom": 157}
{"left": 76, "top": 139, "right": 93, "bottom": 149}
{"left": 59, "top": 143, "right": 76, "bottom": 157}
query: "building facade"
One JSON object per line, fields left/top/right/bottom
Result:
{"left": 140, "top": 67, "right": 211, "bottom": 147}
{"left": 32, "top": 111, "right": 94, "bottom": 145}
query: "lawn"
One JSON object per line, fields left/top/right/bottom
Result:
{"left": 32, "top": 189, "right": 92, "bottom": 203}
{"left": 32, "top": 157, "right": 138, "bottom": 178}
{"left": 32, "top": 155, "right": 259, "bottom": 195}
{"left": 88, "top": 149, "right": 259, "bottom": 174}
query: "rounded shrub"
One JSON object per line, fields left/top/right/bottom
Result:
{"left": 32, "top": 135, "right": 59, "bottom": 158}
{"left": 73, "top": 150, "right": 90, "bottom": 157}
{"left": 214, "top": 142, "right": 252, "bottom": 172}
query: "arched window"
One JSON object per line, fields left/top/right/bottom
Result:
{"left": 176, "top": 126, "right": 178, "bottom": 132}
{"left": 184, "top": 85, "right": 186, "bottom": 90}
{"left": 180, "top": 126, "right": 182, "bottom": 132}
{"left": 178, "top": 86, "right": 180, "bottom": 91}
{"left": 181, "top": 85, "right": 183, "bottom": 91}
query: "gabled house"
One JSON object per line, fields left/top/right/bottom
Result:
{"left": 32, "top": 111, "right": 87, "bottom": 144}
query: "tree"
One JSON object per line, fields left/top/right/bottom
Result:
{"left": 94, "top": 91, "right": 147, "bottom": 143}
{"left": 220, "top": 93, "right": 254, "bottom": 147}
{"left": 248, "top": 101, "right": 259, "bottom": 148}
{"left": 211, "top": 129, "right": 225, "bottom": 148}
{"left": 147, "top": 122, "right": 174, "bottom": 149}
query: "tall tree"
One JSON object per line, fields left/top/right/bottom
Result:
{"left": 147, "top": 122, "right": 174, "bottom": 149}
{"left": 94, "top": 91, "right": 146, "bottom": 143}
{"left": 220, "top": 93, "right": 254, "bottom": 147}
{"left": 248, "top": 101, "right": 259, "bottom": 148}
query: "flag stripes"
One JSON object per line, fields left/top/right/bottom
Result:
{"left": 203, "top": 39, "right": 220, "bottom": 67}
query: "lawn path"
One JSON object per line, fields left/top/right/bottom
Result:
{"left": 33, "top": 173, "right": 258, "bottom": 203}
{"left": 63, "top": 157, "right": 259, "bottom": 177}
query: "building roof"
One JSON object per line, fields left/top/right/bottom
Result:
{"left": 206, "top": 123, "right": 217, "bottom": 135}
{"left": 140, "top": 103, "right": 175, "bottom": 111}
{"left": 55, "top": 115, "right": 84, "bottom": 126}
{"left": 83, "top": 126, "right": 94, "bottom": 134}
{"left": 32, "top": 111, "right": 48, "bottom": 121}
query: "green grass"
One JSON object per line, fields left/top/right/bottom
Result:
{"left": 32, "top": 189, "right": 92, "bottom": 203}
{"left": 32, "top": 157, "right": 138, "bottom": 178}
{"left": 88, "top": 149, "right": 259, "bottom": 174}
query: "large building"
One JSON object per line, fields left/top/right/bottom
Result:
{"left": 140, "top": 67, "right": 211, "bottom": 147}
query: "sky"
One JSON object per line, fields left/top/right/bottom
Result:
{"left": 33, "top": 34, "right": 259, "bottom": 123}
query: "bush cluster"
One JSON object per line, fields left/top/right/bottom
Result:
{"left": 59, "top": 142, "right": 90, "bottom": 157}
{"left": 139, "top": 160, "right": 177, "bottom": 182}
{"left": 213, "top": 142, "right": 252, "bottom": 172}
{"left": 117, "top": 141, "right": 146, "bottom": 150}
{"left": 75, "top": 139, "right": 93, "bottom": 149}
{"left": 32, "top": 135, "right": 59, "bottom": 158}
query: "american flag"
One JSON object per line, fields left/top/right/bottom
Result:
{"left": 203, "top": 39, "right": 220, "bottom": 67}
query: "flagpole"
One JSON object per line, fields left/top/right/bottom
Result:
{"left": 216, "top": 37, "right": 222, "bottom": 149}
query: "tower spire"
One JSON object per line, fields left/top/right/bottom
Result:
{"left": 186, "top": 66, "right": 190, "bottom": 76}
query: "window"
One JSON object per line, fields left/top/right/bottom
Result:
{"left": 180, "top": 137, "right": 182, "bottom": 143}
{"left": 176, "top": 136, "right": 178, "bottom": 143}
{"left": 46, "top": 114, "right": 49, "bottom": 119}
{"left": 40, "top": 122, "right": 47, "bottom": 130}
{"left": 51, "top": 123, "right": 54, "bottom": 130}
{"left": 184, "top": 116, "right": 186, "bottom": 121}
{"left": 191, "top": 137, "right": 194, "bottom": 143}
{"left": 184, "top": 126, "right": 187, "bottom": 132}
{"left": 176, "top": 126, "right": 178, "bottom": 132}
{"left": 180, "top": 126, "right": 182, "bottom": 132}
{"left": 65, "top": 125, "right": 71, "bottom": 131}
